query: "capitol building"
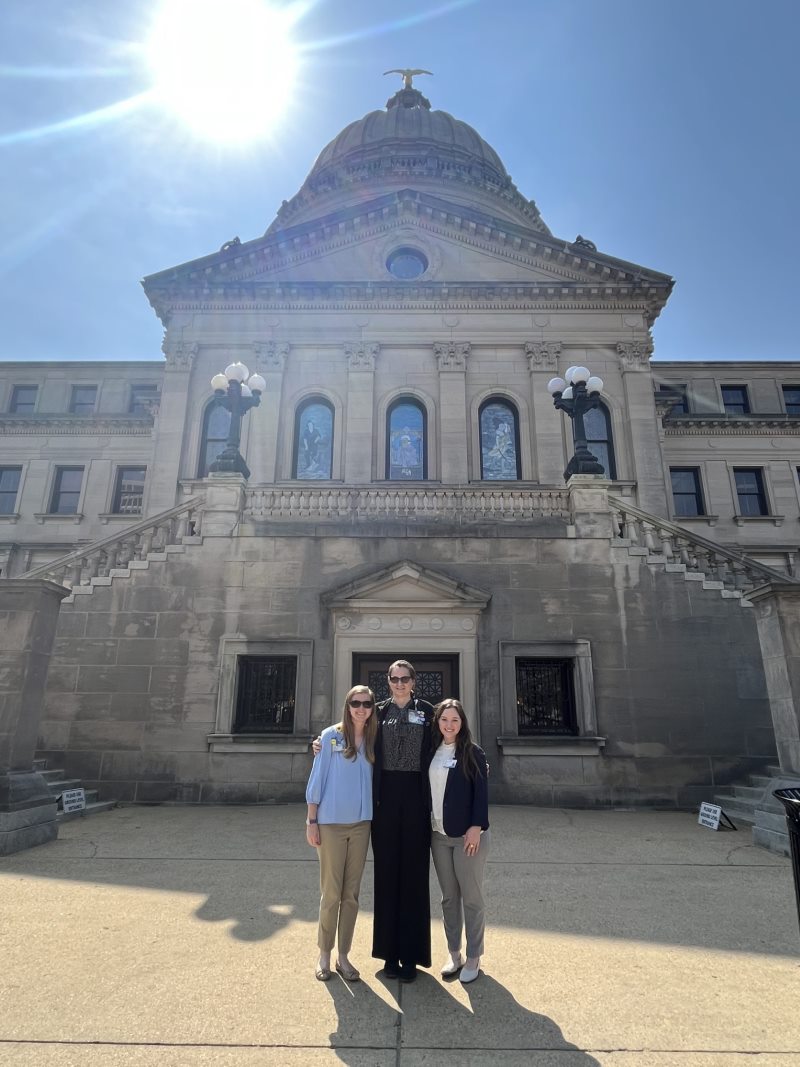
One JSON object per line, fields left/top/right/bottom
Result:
{"left": 2, "top": 78, "right": 799, "bottom": 846}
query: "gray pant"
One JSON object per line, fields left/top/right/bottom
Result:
{"left": 430, "top": 828, "right": 490, "bottom": 958}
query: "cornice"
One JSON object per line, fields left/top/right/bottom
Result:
{"left": 664, "top": 414, "right": 800, "bottom": 436}
{"left": 0, "top": 414, "right": 154, "bottom": 435}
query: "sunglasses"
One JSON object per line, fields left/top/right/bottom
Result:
{"left": 389, "top": 675, "right": 412, "bottom": 684}
{"left": 348, "top": 699, "right": 374, "bottom": 708}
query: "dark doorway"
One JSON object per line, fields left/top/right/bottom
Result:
{"left": 353, "top": 653, "right": 459, "bottom": 704}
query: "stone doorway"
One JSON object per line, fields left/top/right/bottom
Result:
{"left": 353, "top": 653, "right": 460, "bottom": 704}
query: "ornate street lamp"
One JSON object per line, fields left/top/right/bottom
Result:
{"left": 208, "top": 362, "right": 266, "bottom": 479}
{"left": 547, "top": 366, "right": 606, "bottom": 481}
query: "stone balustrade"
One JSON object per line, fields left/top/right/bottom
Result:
{"left": 244, "top": 485, "right": 571, "bottom": 523}
{"left": 20, "top": 497, "right": 204, "bottom": 589}
{"left": 608, "top": 496, "right": 795, "bottom": 594}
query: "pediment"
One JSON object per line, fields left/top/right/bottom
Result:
{"left": 143, "top": 188, "right": 672, "bottom": 295}
{"left": 323, "top": 560, "right": 491, "bottom": 611}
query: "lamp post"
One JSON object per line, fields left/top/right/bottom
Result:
{"left": 547, "top": 366, "right": 606, "bottom": 481}
{"left": 208, "top": 362, "right": 266, "bottom": 480}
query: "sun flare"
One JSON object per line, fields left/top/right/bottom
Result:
{"left": 146, "top": 0, "right": 300, "bottom": 144}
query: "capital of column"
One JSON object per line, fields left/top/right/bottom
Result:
{"left": 617, "top": 336, "right": 653, "bottom": 370}
{"left": 253, "top": 340, "right": 290, "bottom": 373}
{"left": 525, "top": 340, "right": 562, "bottom": 372}
{"left": 434, "top": 340, "right": 471, "bottom": 372}
{"left": 345, "top": 342, "right": 380, "bottom": 371}
{"left": 162, "top": 337, "right": 199, "bottom": 372}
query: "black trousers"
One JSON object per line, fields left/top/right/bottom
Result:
{"left": 371, "top": 770, "right": 432, "bottom": 967}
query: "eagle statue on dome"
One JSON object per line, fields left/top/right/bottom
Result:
{"left": 383, "top": 68, "right": 433, "bottom": 90}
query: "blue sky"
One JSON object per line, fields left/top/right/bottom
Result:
{"left": 1, "top": 0, "right": 798, "bottom": 363}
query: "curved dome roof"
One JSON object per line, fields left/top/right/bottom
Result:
{"left": 267, "top": 87, "right": 549, "bottom": 236}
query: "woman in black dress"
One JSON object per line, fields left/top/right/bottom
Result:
{"left": 371, "top": 659, "right": 435, "bottom": 982}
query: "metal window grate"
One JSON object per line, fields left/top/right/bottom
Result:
{"left": 234, "top": 656, "right": 296, "bottom": 734}
{"left": 515, "top": 658, "right": 577, "bottom": 735}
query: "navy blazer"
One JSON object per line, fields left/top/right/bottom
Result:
{"left": 435, "top": 745, "right": 490, "bottom": 838}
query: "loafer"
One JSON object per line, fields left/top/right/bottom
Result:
{"left": 441, "top": 954, "right": 464, "bottom": 977}
{"left": 335, "top": 961, "right": 361, "bottom": 982}
{"left": 315, "top": 965, "right": 332, "bottom": 981}
{"left": 398, "top": 963, "right": 418, "bottom": 983}
{"left": 459, "top": 960, "right": 481, "bottom": 984}
{"left": 383, "top": 960, "right": 401, "bottom": 978}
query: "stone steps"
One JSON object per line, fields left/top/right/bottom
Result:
{"left": 33, "top": 759, "right": 116, "bottom": 822}
{"left": 614, "top": 542, "right": 754, "bottom": 608}
{"left": 715, "top": 764, "right": 797, "bottom": 856}
{"left": 63, "top": 542, "right": 192, "bottom": 603}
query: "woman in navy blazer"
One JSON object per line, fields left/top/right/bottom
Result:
{"left": 428, "top": 698, "right": 490, "bottom": 984}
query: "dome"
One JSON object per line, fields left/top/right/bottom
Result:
{"left": 267, "top": 86, "right": 549, "bottom": 236}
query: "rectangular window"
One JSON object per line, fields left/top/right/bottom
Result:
{"left": 783, "top": 386, "right": 800, "bottom": 416}
{"left": 515, "top": 658, "right": 577, "bottom": 736}
{"left": 734, "top": 468, "right": 768, "bottom": 516}
{"left": 129, "top": 385, "right": 160, "bottom": 415}
{"left": 0, "top": 467, "right": 21, "bottom": 514}
{"left": 234, "top": 656, "right": 296, "bottom": 734}
{"left": 50, "top": 467, "right": 84, "bottom": 515}
{"left": 670, "top": 468, "right": 705, "bottom": 517}
{"left": 721, "top": 385, "right": 750, "bottom": 415}
{"left": 10, "top": 385, "right": 37, "bottom": 413}
{"left": 656, "top": 384, "right": 689, "bottom": 415}
{"left": 112, "top": 466, "right": 146, "bottom": 515}
{"left": 69, "top": 385, "right": 97, "bottom": 415}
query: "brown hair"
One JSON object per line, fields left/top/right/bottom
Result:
{"left": 387, "top": 659, "right": 416, "bottom": 682}
{"left": 432, "top": 698, "right": 480, "bottom": 780}
{"left": 337, "top": 685, "right": 377, "bottom": 763}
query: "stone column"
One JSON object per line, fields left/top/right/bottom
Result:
{"left": 748, "top": 583, "right": 800, "bottom": 775}
{"left": 344, "top": 343, "right": 378, "bottom": 482}
{"left": 0, "top": 579, "right": 69, "bottom": 855}
{"left": 526, "top": 340, "right": 564, "bottom": 483}
{"left": 617, "top": 338, "right": 670, "bottom": 516}
{"left": 567, "top": 475, "right": 613, "bottom": 539}
{"left": 435, "top": 341, "right": 470, "bottom": 483}
{"left": 250, "top": 342, "right": 289, "bottom": 483}
{"left": 146, "top": 338, "right": 198, "bottom": 513}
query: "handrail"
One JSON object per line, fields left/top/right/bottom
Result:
{"left": 608, "top": 495, "right": 797, "bottom": 592}
{"left": 19, "top": 496, "right": 205, "bottom": 586}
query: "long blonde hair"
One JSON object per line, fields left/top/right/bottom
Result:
{"left": 337, "top": 685, "right": 377, "bottom": 763}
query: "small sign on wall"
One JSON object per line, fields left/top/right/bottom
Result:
{"left": 698, "top": 801, "right": 737, "bottom": 831}
{"left": 61, "top": 788, "right": 86, "bottom": 814}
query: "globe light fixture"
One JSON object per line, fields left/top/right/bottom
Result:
{"left": 207, "top": 361, "right": 265, "bottom": 479}
{"left": 547, "top": 368, "right": 607, "bottom": 481}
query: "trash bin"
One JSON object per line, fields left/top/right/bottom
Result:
{"left": 773, "top": 788, "right": 800, "bottom": 936}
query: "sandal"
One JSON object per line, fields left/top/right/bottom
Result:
{"left": 315, "top": 965, "right": 332, "bottom": 981}
{"left": 335, "top": 961, "right": 361, "bottom": 982}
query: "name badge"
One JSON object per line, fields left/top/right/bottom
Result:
{"left": 331, "top": 740, "right": 345, "bottom": 752}
{"left": 444, "top": 759, "right": 458, "bottom": 769}
{"left": 408, "top": 711, "right": 425, "bottom": 725}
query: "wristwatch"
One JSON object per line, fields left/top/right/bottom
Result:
{"left": 306, "top": 818, "right": 318, "bottom": 826}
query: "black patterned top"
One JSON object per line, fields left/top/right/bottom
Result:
{"left": 380, "top": 698, "right": 429, "bottom": 772}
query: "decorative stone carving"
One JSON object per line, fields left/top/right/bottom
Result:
{"left": 345, "top": 342, "right": 379, "bottom": 371}
{"left": 617, "top": 338, "right": 654, "bottom": 369}
{"left": 525, "top": 340, "right": 562, "bottom": 371}
{"left": 253, "top": 340, "right": 289, "bottom": 372}
{"left": 434, "top": 340, "right": 471, "bottom": 371}
{"left": 162, "top": 338, "right": 198, "bottom": 371}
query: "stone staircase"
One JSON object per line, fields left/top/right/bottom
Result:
{"left": 713, "top": 764, "right": 798, "bottom": 856}
{"left": 33, "top": 758, "right": 116, "bottom": 822}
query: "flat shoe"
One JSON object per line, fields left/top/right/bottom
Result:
{"left": 335, "top": 961, "right": 361, "bottom": 982}
{"left": 460, "top": 963, "right": 480, "bottom": 984}
{"left": 383, "top": 960, "right": 401, "bottom": 978}
{"left": 315, "top": 966, "right": 332, "bottom": 981}
{"left": 441, "top": 955, "right": 464, "bottom": 977}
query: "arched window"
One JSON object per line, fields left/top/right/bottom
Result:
{"left": 479, "top": 398, "right": 521, "bottom": 480}
{"left": 386, "top": 398, "right": 427, "bottom": 480}
{"left": 293, "top": 398, "right": 334, "bottom": 480}
{"left": 583, "top": 403, "right": 616, "bottom": 479}
{"left": 198, "top": 402, "right": 231, "bottom": 477}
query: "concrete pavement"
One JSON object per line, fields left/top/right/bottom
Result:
{"left": 1, "top": 804, "right": 798, "bottom": 1066}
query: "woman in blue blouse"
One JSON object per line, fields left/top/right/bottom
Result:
{"left": 428, "top": 698, "right": 490, "bottom": 984}
{"left": 306, "top": 685, "right": 377, "bottom": 982}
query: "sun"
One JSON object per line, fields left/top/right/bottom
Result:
{"left": 145, "top": 0, "right": 300, "bottom": 144}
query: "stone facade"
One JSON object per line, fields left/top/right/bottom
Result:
{"left": 1, "top": 85, "right": 798, "bottom": 807}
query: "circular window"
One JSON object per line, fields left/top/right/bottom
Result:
{"left": 386, "top": 247, "right": 428, "bottom": 280}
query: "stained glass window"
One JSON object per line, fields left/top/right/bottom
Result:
{"left": 293, "top": 399, "right": 333, "bottom": 480}
{"left": 387, "top": 399, "right": 426, "bottom": 480}
{"left": 198, "top": 402, "right": 230, "bottom": 477}
{"left": 582, "top": 404, "right": 616, "bottom": 479}
{"left": 479, "top": 399, "right": 521, "bottom": 480}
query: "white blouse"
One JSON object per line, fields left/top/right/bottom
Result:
{"left": 429, "top": 742, "right": 456, "bottom": 835}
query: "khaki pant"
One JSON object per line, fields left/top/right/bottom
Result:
{"left": 431, "top": 828, "right": 490, "bottom": 958}
{"left": 316, "top": 821, "right": 371, "bottom": 953}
